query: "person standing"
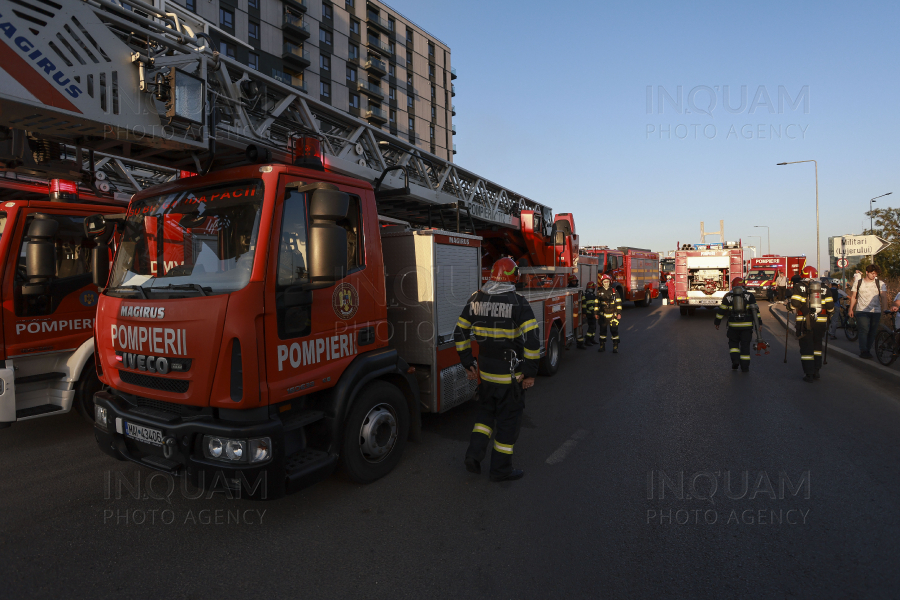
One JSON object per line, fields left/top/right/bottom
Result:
{"left": 596, "top": 274, "right": 623, "bottom": 353}
{"left": 454, "top": 257, "right": 540, "bottom": 482}
{"left": 791, "top": 275, "right": 835, "bottom": 381}
{"left": 577, "top": 281, "right": 599, "bottom": 348}
{"left": 848, "top": 265, "right": 889, "bottom": 359}
{"left": 714, "top": 277, "right": 761, "bottom": 372}
{"left": 775, "top": 269, "right": 788, "bottom": 302}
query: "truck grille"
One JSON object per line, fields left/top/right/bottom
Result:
{"left": 119, "top": 370, "right": 189, "bottom": 394}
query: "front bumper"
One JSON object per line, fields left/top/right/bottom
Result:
{"left": 93, "top": 391, "right": 287, "bottom": 499}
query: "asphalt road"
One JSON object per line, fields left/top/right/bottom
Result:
{"left": 2, "top": 299, "right": 899, "bottom": 599}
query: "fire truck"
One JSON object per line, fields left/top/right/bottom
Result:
{"left": 673, "top": 242, "right": 744, "bottom": 315}
{"left": 581, "top": 246, "right": 660, "bottom": 306}
{"left": 745, "top": 255, "right": 807, "bottom": 299}
{"left": 659, "top": 256, "right": 675, "bottom": 299}
{"left": 0, "top": 0, "right": 593, "bottom": 495}
{"left": 0, "top": 177, "right": 128, "bottom": 428}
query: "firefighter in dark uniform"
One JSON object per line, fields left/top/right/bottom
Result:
{"left": 577, "top": 281, "right": 599, "bottom": 348}
{"left": 790, "top": 274, "right": 834, "bottom": 382}
{"left": 596, "top": 274, "right": 623, "bottom": 353}
{"left": 454, "top": 257, "right": 541, "bottom": 482}
{"left": 715, "top": 277, "right": 761, "bottom": 372}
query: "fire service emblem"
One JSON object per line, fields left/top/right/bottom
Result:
{"left": 703, "top": 280, "right": 717, "bottom": 295}
{"left": 332, "top": 283, "right": 359, "bottom": 320}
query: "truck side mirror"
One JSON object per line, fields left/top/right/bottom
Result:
{"left": 22, "top": 214, "right": 59, "bottom": 295}
{"left": 84, "top": 214, "right": 113, "bottom": 289}
{"left": 308, "top": 188, "right": 349, "bottom": 284}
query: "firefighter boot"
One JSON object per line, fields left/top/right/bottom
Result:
{"left": 597, "top": 343, "right": 605, "bottom": 353}
{"left": 465, "top": 457, "right": 481, "bottom": 474}
{"left": 813, "top": 370, "right": 821, "bottom": 380}
{"left": 803, "top": 375, "right": 814, "bottom": 383}
{"left": 612, "top": 343, "right": 618, "bottom": 354}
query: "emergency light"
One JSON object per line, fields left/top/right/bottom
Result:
{"left": 293, "top": 137, "right": 325, "bottom": 171}
{"left": 49, "top": 179, "right": 78, "bottom": 202}
{"left": 179, "top": 170, "right": 196, "bottom": 178}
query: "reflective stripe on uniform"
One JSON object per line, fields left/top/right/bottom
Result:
{"left": 457, "top": 316, "right": 472, "bottom": 329}
{"left": 518, "top": 319, "right": 539, "bottom": 335}
{"left": 473, "top": 423, "right": 493, "bottom": 436}
{"left": 493, "top": 440, "right": 514, "bottom": 454}
{"left": 800, "top": 355, "right": 815, "bottom": 360}
{"left": 480, "top": 370, "right": 523, "bottom": 384}
{"left": 524, "top": 348, "right": 541, "bottom": 359}
{"left": 455, "top": 340, "right": 471, "bottom": 351}
{"left": 814, "top": 351, "right": 822, "bottom": 356}
{"left": 719, "top": 304, "right": 729, "bottom": 310}
{"left": 740, "top": 355, "right": 751, "bottom": 360}
{"left": 792, "top": 295, "right": 807, "bottom": 302}
{"left": 473, "top": 326, "right": 519, "bottom": 339}
{"left": 730, "top": 348, "right": 740, "bottom": 353}
{"left": 729, "top": 322, "right": 753, "bottom": 327}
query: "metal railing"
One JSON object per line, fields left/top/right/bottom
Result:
{"left": 283, "top": 13, "right": 309, "bottom": 33}
{"left": 366, "top": 35, "right": 392, "bottom": 55}
{"left": 283, "top": 42, "right": 310, "bottom": 62}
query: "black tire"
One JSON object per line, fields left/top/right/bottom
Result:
{"left": 844, "top": 318, "right": 858, "bottom": 342}
{"left": 874, "top": 331, "right": 898, "bottom": 366}
{"left": 539, "top": 324, "right": 561, "bottom": 376}
{"left": 645, "top": 291, "right": 653, "bottom": 307}
{"left": 341, "top": 381, "right": 409, "bottom": 484}
{"left": 74, "top": 360, "right": 102, "bottom": 424}
{"left": 680, "top": 306, "right": 688, "bottom": 316}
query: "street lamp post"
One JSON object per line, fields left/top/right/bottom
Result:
{"left": 868, "top": 192, "right": 892, "bottom": 261}
{"left": 777, "top": 160, "right": 818, "bottom": 275}
{"left": 754, "top": 225, "right": 770, "bottom": 255}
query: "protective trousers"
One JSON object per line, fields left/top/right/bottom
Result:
{"left": 466, "top": 381, "right": 524, "bottom": 478}
{"left": 799, "top": 322, "right": 826, "bottom": 375}
{"left": 727, "top": 328, "right": 753, "bottom": 371}
{"left": 586, "top": 315, "right": 597, "bottom": 343}
{"left": 598, "top": 315, "right": 619, "bottom": 348}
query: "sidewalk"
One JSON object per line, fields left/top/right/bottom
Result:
{"left": 767, "top": 301, "right": 900, "bottom": 380}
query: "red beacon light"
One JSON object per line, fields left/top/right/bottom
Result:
{"left": 293, "top": 137, "right": 324, "bottom": 171}
{"left": 49, "top": 179, "right": 79, "bottom": 202}
{"left": 179, "top": 170, "right": 196, "bottom": 178}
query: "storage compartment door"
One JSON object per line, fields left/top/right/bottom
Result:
{"left": 433, "top": 244, "right": 479, "bottom": 344}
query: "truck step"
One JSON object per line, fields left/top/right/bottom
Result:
{"left": 284, "top": 448, "right": 338, "bottom": 494}
{"left": 16, "top": 404, "right": 64, "bottom": 419}
{"left": 281, "top": 409, "right": 325, "bottom": 432}
{"left": 14, "top": 372, "right": 65, "bottom": 385}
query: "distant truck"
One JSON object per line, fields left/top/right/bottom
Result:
{"left": 581, "top": 246, "right": 660, "bottom": 306}
{"left": 673, "top": 242, "right": 744, "bottom": 315}
{"left": 744, "top": 255, "right": 807, "bottom": 299}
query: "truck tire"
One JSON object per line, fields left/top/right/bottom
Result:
{"left": 642, "top": 290, "right": 652, "bottom": 307}
{"left": 74, "top": 360, "right": 102, "bottom": 424}
{"left": 539, "top": 324, "right": 561, "bottom": 376}
{"left": 341, "top": 381, "right": 410, "bottom": 484}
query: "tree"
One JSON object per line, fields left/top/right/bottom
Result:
{"left": 863, "top": 206, "right": 900, "bottom": 278}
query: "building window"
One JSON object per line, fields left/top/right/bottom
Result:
{"left": 320, "top": 54, "right": 331, "bottom": 71}
{"left": 248, "top": 21, "right": 259, "bottom": 41}
{"left": 346, "top": 0, "right": 354, "bottom": 7}
{"left": 408, "top": 117, "right": 414, "bottom": 130}
{"left": 406, "top": 52, "right": 412, "bottom": 67}
{"left": 407, "top": 73, "right": 412, "bottom": 86}
{"left": 406, "top": 28, "right": 413, "bottom": 43}
{"left": 389, "top": 87, "right": 395, "bottom": 100}
{"left": 350, "top": 19, "right": 360, "bottom": 35}
{"left": 319, "top": 28, "right": 332, "bottom": 46}
{"left": 248, "top": 52, "right": 259, "bottom": 70}
{"left": 186, "top": 0, "right": 195, "bottom": 11}
{"left": 389, "top": 109, "right": 395, "bottom": 123}
{"left": 389, "top": 41, "right": 395, "bottom": 55}
{"left": 428, "top": 64, "right": 434, "bottom": 79}
{"left": 347, "top": 66, "right": 357, "bottom": 82}
{"left": 320, "top": 81, "right": 331, "bottom": 98}
{"left": 349, "top": 43, "right": 359, "bottom": 60}
{"left": 323, "top": 3, "right": 333, "bottom": 20}
{"left": 431, "top": 105, "right": 436, "bottom": 120}
{"left": 219, "top": 8, "right": 233, "bottom": 29}
{"left": 219, "top": 41, "right": 235, "bottom": 59}
{"left": 367, "top": 7, "right": 378, "bottom": 20}
{"left": 249, "top": 0, "right": 258, "bottom": 8}
{"left": 388, "top": 63, "right": 395, "bottom": 77}
{"left": 428, "top": 41, "right": 435, "bottom": 57}
{"left": 430, "top": 84, "right": 435, "bottom": 99}
{"left": 349, "top": 93, "right": 359, "bottom": 108}
{"left": 388, "top": 17, "right": 395, "bottom": 32}
{"left": 407, "top": 95, "right": 413, "bottom": 107}
{"left": 429, "top": 125, "right": 434, "bottom": 139}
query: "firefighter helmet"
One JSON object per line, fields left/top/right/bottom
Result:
{"left": 586, "top": 281, "right": 596, "bottom": 290}
{"left": 489, "top": 257, "right": 518, "bottom": 283}
{"left": 600, "top": 274, "right": 612, "bottom": 282}
{"left": 731, "top": 277, "right": 744, "bottom": 287}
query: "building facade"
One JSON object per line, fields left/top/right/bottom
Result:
{"left": 163, "top": 0, "right": 456, "bottom": 161}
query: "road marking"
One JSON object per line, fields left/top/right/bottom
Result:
{"left": 546, "top": 429, "right": 588, "bottom": 465}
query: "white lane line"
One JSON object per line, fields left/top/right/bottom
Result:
{"left": 546, "top": 429, "right": 588, "bottom": 465}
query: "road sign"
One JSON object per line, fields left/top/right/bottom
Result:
{"left": 837, "top": 258, "right": 849, "bottom": 268}
{"left": 832, "top": 235, "right": 892, "bottom": 257}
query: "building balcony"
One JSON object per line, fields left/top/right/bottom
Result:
{"left": 451, "top": 83, "right": 456, "bottom": 97}
{"left": 453, "top": 143, "right": 457, "bottom": 155}
{"left": 284, "top": 0, "right": 308, "bottom": 13}
{"left": 282, "top": 42, "right": 310, "bottom": 69}
{"left": 364, "top": 57, "right": 387, "bottom": 77}
{"left": 366, "top": 106, "right": 387, "bottom": 124}
{"left": 450, "top": 67, "right": 457, "bottom": 80}
{"left": 290, "top": 75, "right": 307, "bottom": 94}
{"left": 366, "top": 35, "right": 392, "bottom": 56}
{"left": 451, "top": 124, "right": 457, "bottom": 135}
{"left": 357, "top": 80, "right": 384, "bottom": 100}
{"left": 283, "top": 13, "right": 310, "bottom": 40}
{"left": 366, "top": 14, "right": 392, "bottom": 35}
{"left": 451, "top": 104, "right": 456, "bottom": 116}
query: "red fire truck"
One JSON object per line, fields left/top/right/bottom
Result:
{"left": 659, "top": 256, "right": 675, "bottom": 299}
{"left": 0, "top": 178, "right": 126, "bottom": 428}
{"left": 673, "top": 242, "right": 744, "bottom": 315}
{"left": 744, "top": 255, "right": 807, "bottom": 299}
{"left": 581, "top": 246, "right": 660, "bottom": 306}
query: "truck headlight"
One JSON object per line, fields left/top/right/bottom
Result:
{"left": 249, "top": 438, "right": 271, "bottom": 463}
{"left": 225, "top": 440, "right": 245, "bottom": 461}
{"left": 208, "top": 437, "right": 223, "bottom": 458}
{"left": 202, "top": 436, "right": 272, "bottom": 464}
{"left": 95, "top": 405, "right": 108, "bottom": 430}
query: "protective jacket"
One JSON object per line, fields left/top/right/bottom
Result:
{"left": 454, "top": 283, "right": 541, "bottom": 384}
{"left": 581, "top": 288, "right": 598, "bottom": 316}
{"left": 790, "top": 281, "right": 835, "bottom": 334}
{"left": 715, "top": 289, "right": 761, "bottom": 328}
{"left": 596, "top": 287, "right": 622, "bottom": 317}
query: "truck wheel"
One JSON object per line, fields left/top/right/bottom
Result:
{"left": 74, "top": 361, "right": 102, "bottom": 424}
{"left": 643, "top": 290, "right": 653, "bottom": 307}
{"left": 680, "top": 306, "right": 688, "bottom": 316}
{"left": 341, "top": 381, "right": 409, "bottom": 484}
{"left": 539, "top": 324, "right": 561, "bottom": 376}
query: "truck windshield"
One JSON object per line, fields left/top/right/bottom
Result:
{"left": 748, "top": 269, "right": 776, "bottom": 280}
{"left": 107, "top": 180, "right": 263, "bottom": 297}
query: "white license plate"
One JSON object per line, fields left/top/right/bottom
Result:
{"left": 124, "top": 421, "right": 164, "bottom": 446}
{"left": 695, "top": 299, "right": 719, "bottom": 305}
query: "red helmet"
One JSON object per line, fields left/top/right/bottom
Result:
{"left": 490, "top": 257, "right": 518, "bottom": 283}
{"left": 586, "top": 281, "right": 596, "bottom": 290}
{"left": 731, "top": 277, "right": 745, "bottom": 287}
{"left": 600, "top": 274, "right": 612, "bottom": 282}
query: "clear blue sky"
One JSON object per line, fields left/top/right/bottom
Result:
{"left": 387, "top": 0, "right": 899, "bottom": 271}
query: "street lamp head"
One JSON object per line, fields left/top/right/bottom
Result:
{"left": 776, "top": 162, "right": 787, "bottom": 165}
{"left": 886, "top": 192, "right": 893, "bottom": 196}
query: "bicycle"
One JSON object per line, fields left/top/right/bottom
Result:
{"left": 841, "top": 300, "right": 859, "bottom": 341}
{"left": 874, "top": 310, "right": 900, "bottom": 366}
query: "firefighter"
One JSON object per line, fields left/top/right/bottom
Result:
{"left": 454, "top": 257, "right": 541, "bottom": 482}
{"left": 596, "top": 274, "right": 623, "bottom": 353}
{"left": 714, "top": 277, "right": 761, "bottom": 372}
{"left": 790, "top": 275, "right": 834, "bottom": 382}
{"left": 577, "top": 281, "right": 599, "bottom": 348}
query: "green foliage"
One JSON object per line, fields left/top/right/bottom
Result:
{"left": 864, "top": 207, "right": 900, "bottom": 278}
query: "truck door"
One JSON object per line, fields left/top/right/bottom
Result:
{"left": 263, "top": 178, "right": 373, "bottom": 402}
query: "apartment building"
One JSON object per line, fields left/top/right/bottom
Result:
{"left": 163, "top": 0, "right": 456, "bottom": 161}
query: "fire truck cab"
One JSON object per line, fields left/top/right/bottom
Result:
{"left": 581, "top": 246, "right": 659, "bottom": 306}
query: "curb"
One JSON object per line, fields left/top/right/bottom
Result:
{"left": 767, "top": 304, "right": 900, "bottom": 380}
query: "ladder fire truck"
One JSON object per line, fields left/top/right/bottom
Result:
{"left": 0, "top": 0, "right": 591, "bottom": 495}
